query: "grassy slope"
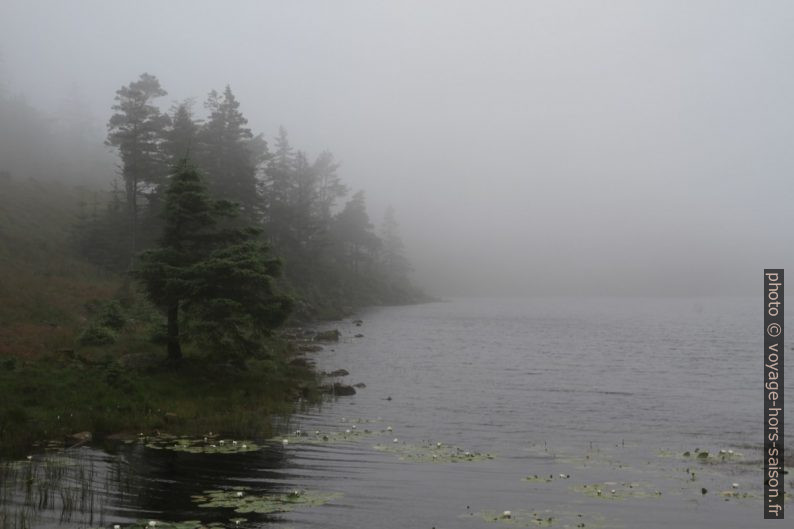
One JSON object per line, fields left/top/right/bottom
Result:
{"left": 0, "top": 177, "right": 117, "bottom": 356}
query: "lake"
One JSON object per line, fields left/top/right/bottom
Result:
{"left": 2, "top": 297, "right": 790, "bottom": 528}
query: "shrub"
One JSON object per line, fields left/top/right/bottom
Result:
{"left": 97, "top": 300, "right": 126, "bottom": 330}
{"left": 77, "top": 324, "right": 117, "bottom": 346}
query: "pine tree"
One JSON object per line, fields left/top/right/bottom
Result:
{"left": 313, "top": 150, "right": 347, "bottom": 223}
{"left": 262, "top": 126, "right": 296, "bottom": 247}
{"left": 333, "top": 191, "right": 380, "bottom": 274}
{"left": 381, "top": 206, "right": 411, "bottom": 281}
{"left": 135, "top": 161, "right": 291, "bottom": 364}
{"left": 106, "top": 73, "right": 169, "bottom": 261}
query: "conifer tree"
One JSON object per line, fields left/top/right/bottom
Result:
{"left": 106, "top": 73, "right": 169, "bottom": 260}
{"left": 135, "top": 161, "right": 291, "bottom": 364}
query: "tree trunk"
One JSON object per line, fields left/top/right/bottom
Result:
{"left": 167, "top": 303, "right": 182, "bottom": 364}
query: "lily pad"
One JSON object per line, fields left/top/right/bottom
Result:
{"left": 145, "top": 438, "right": 260, "bottom": 454}
{"left": 116, "top": 521, "right": 224, "bottom": 529}
{"left": 464, "top": 509, "right": 605, "bottom": 528}
{"left": 272, "top": 427, "right": 380, "bottom": 445}
{"left": 573, "top": 482, "right": 663, "bottom": 501}
{"left": 191, "top": 487, "right": 341, "bottom": 514}
{"left": 373, "top": 440, "right": 494, "bottom": 463}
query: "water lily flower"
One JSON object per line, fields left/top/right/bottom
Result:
{"left": 241, "top": 444, "right": 247, "bottom": 449}
{"left": 352, "top": 425, "right": 357, "bottom": 429}
{"left": 436, "top": 442, "right": 442, "bottom": 448}
{"left": 282, "top": 439, "right": 289, "bottom": 445}
{"left": 393, "top": 438, "right": 399, "bottom": 443}
{"left": 148, "top": 521, "right": 157, "bottom": 527}
{"left": 232, "top": 440, "right": 237, "bottom": 445}
{"left": 345, "top": 429, "right": 351, "bottom": 434}
{"left": 26, "top": 455, "right": 32, "bottom": 461}
{"left": 315, "top": 430, "right": 320, "bottom": 435}
{"left": 611, "top": 489, "right": 616, "bottom": 495}
{"left": 114, "top": 525, "right": 120, "bottom": 529}
{"left": 236, "top": 491, "right": 244, "bottom": 497}
{"left": 219, "top": 440, "right": 225, "bottom": 445}
{"left": 502, "top": 510, "right": 512, "bottom": 519}
{"left": 732, "top": 483, "right": 739, "bottom": 489}
{"left": 386, "top": 426, "right": 393, "bottom": 431}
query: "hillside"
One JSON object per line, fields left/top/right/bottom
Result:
{"left": 0, "top": 176, "right": 118, "bottom": 356}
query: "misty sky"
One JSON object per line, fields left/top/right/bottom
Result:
{"left": 1, "top": 0, "right": 793, "bottom": 296}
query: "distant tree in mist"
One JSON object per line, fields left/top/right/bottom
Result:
{"left": 163, "top": 100, "right": 199, "bottom": 167}
{"left": 106, "top": 73, "right": 169, "bottom": 260}
{"left": 261, "top": 126, "right": 296, "bottom": 248}
{"left": 197, "top": 86, "right": 264, "bottom": 220}
{"left": 380, "top": 206, "right": 411, "bottom": 282}
{"left": 332, "top": 190, "right": 380, "bottom": 275}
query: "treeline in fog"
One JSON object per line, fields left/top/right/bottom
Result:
{"left": 68, "top": 73, "right": 421, "bottom": 325}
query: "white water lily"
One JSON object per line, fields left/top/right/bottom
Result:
{"left": 114, "top": 525, "right": 120, "bottom": 529}
{"left": 148, "top": 521, "right": 157, "bottom": 528}
{"left": 393, "top": 438, "right": 399, "bottom": 443}
{"left": 232, "top": 440, "right": 237, "bottom": 445}
{"left": 386, "top": 426, "right": 393, "bottom": 431}
{"left": 352, "top": 425, "right": 357, "bottom": 429}
{"left": 282, "top": 439, "right": 289, "bottom": 445}
{"left": 611, "top": 489, "right": 616, "bottom": 495}
{"left": 219, "top": 440, "right": 225, "bottom": 445}
{"left": 345, "top": 429, "right": 351, "bottom": 434}
{"left": 241, "top": 444, "right": 247, "bottom": 449}
{"left": 236, "top": 491, "right": 244, "bottom": 497}
{"left": 26, "top": 455, "right": 32, "bottom": 461}
{"left": 502, "top": 510, "right": 512, "bottom": 519}
{"left": 732, "top": 483, "right": 739, "bottom": 489}
{"left": 436, "top": 442, "right": 442, "bottom": 448}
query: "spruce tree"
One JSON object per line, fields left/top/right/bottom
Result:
{"left": 135, "top": 161, "right": 291, "bottom": 364}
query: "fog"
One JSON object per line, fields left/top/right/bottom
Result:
{"left": 2, "top": 0, "right": 792, "bottom": 297}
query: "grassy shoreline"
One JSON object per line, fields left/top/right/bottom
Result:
{"left": 0, "top": 332, "right": 324, "bottom": 458}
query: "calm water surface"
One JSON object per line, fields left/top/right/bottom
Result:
{"left": 2, "top": 297, "right": 790, "bottom": 528}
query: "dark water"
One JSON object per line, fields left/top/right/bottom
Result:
{"left": 2, "top": 297, "right": 791, "bottom": 528}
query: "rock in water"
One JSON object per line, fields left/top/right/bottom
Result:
{"left": 314, "top": 329, "right": 340, "bottom": 342}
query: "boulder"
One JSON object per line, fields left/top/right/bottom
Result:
{"left": 321, "top": 383, "right": 356, "bottom": 396}
{"left": 314, "top": 329, "right": 340, "bottom": 342}
{"left": 332, "top": 383, "right": 356, "bottom": 396}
